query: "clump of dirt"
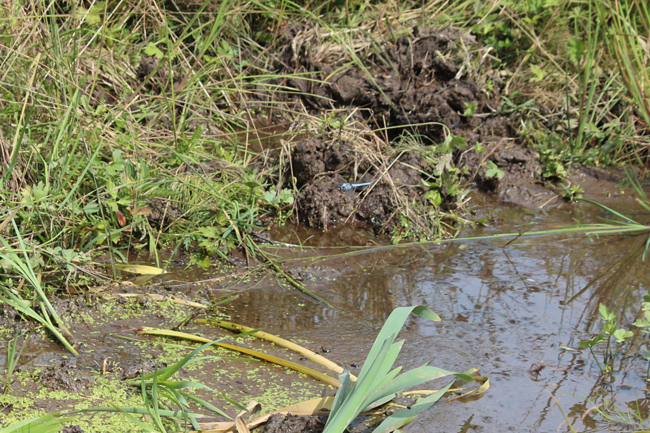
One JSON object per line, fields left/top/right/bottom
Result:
{"left": 37, "top": 358, "right": 94, "bottom": 392}
{"left": 281, "top": 26, "right": 504, "bottom": 142}
{"left": 146, "top": 197, "right": 184, "bottom": 230}
{"left": 262, "top": 414, "right": 324, "bottom": 433}
{"left": 136, "top": 58, "right": 183, "bottom": 95}
{"left": 119, "top": 358, "right": 161, "bottom": 380}
{"left": 292, "top": 133, "right": 424, "bottom": 230}
{"left": 459, "top": 143, "right": 558, "bottom": 208}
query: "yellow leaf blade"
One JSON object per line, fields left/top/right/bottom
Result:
{"left": 112, "top": 264, "right": 166, "bottom": 275}
{"left": 197, "top": 319, "right": 356, "bottom": 380}
{"left": 137, "top": 327, "right": 339, "bottom": 387}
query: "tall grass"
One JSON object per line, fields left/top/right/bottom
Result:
{"left": 598, "top": 0, "right": 650, "bottom": 132}
{"left": 0, "top": 220, "right": 78, "bottom": 354}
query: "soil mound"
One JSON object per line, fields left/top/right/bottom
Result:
{"left": 263, "top": 414, "right": 324, "bottom": 433}
{"left": 292, "top": 134, "right": 424, "bottom": 231}
{"left": 280, "top": 25, "right": 554, "bottom": 228}
{"left": 281, "top": 26, "right": 505, "bottom": 141}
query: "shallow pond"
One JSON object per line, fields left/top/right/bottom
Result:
{"left": 219, "top": 190, "right": 650, "bottom": 433}
{"left": 4, "top": 186, "right": 650, "bottom": 433}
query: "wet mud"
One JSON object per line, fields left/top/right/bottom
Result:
{"left": 37, "top": 358, "right": 94, "bottom": 393}
{"left": 278, "top": 25, "right": 609, "bottom": 227}
{"left": 292, "top": 134, "right": 424, "bottom": 230}
{"left": 263, "top": 414, "right": 325, "bottom": 433}
{"left": 281, "top": 26, "right": 502, "bottom": 141}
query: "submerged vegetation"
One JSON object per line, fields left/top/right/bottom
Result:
{"left": 0, "top": 0, "right": 649, "bottom": 430}
{"left": 0, "top": 306, "right": 487, "bottom": 432}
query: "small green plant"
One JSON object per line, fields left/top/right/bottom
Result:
{"left": 578, "top": 303, "right": 633, "bottom": 374}
{"left": 3, "top": 330, "right": 28, "bottom": 395}
{"left": 263, "top": 188, "right": 295, "bottom": 220}
{"left": 484, "top": 161, "right": 504, "bottom": 180}
{"left": 323, "top": 305, "right": 477, "bottom": 433}
{"left": 529, "top": 64, "right": 546, "bottom": 82}
{"left": 632, "top": 292, "right": 650, "bottom": 378}
{"left": 560, "top": 183, "right": 584, "bottom": 201}
{"left": 462, "top": 102, "right": 477, "bottom": 117}
{"left": 0, "top": 220, "right": 78, "bottom": 355}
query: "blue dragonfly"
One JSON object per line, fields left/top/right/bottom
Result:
{"left": 338, "top": 182, "right": 372, "bottom": 192}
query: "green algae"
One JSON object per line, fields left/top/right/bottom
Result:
{"left": 0, "top": 277, "right": 336, "bottom": 432}
{"left": 0, "top": 371, "right": 153, "bottom": 432}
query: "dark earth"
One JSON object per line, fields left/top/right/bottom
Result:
{"left": 263, "top": 414, "right": 325, "bottom": 433}
{"left": 277, "top": 25, "right": 587, "bottom": 230}
{"left": 120, "top": 25, "right": 617, "bottom": 235}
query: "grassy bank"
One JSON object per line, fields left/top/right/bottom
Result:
{"left": 0, "top": 0, "right": 648, "bottom": 347}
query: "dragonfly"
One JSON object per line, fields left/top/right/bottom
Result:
{"left": 338, "top": 182, "right": 372, "bottom": 192}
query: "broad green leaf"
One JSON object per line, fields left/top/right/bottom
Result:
{"left": 613, "top": 329, "right": 633, "bottom": 343}
{"left": 372, "top": 382, "right": 454, "bottom": 433}
{"left": 358, "top": 306, "right": 439, "bottom": 383}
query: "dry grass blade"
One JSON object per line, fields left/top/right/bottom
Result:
{"left": 194, "top": 397, "right": 336, "bottom": 433}
{"left": 234, "top": 401, "right": 261, "bottom": 433}
{"left": 138, "top": 327, "right": 340, "bottom": 387}
{"left": 196, "top": 318, "right": 355, "bottom": 380}
{"left": 110, "top": 264, "right": 167, "bottom": 275}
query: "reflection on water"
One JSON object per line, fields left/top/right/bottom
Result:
{"left": 222, "top": 198, "right": 650, "bottom": 432}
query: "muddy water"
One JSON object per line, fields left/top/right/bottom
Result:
{"left": 9, "top": 189, "right": 650, "bottom": 432}
{"left": 222, "top": 191, "right": 650, "bottom": 433}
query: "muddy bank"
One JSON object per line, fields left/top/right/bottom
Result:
{"left": 276, "top": 25, "right": 595, "bottom": 228}
{"left": 113, "top": 24, "right": 624, "bottom": 235}
{"left": 280, "top": 26, "right": 503, "bottom": 141}
{"left": 288, "top": 129, "right": 632, "bottom": 229}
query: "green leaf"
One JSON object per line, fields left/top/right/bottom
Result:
{"left": 578, "top": 334, "right": 605, "bottom": 348}
{"left": 633, "top": 317, "right": 650, "bottom": 328}
{"left": 529, "top": 64, "right": 546, "bottom": 82}
{"left": 463, "top": 102, "right": 477, "bottom": 117}
{"left": 613, "top": 329, "right": 633, "bottom": 343}
{"left": 144, "top": 42, "right": 164, "bottom": 59}
{"left": 423, "top": 190, "right": 442, "bottom": 207}
{"left": 197, "top": 227, "right": 220, "bottom": 239}
{"left": 598, "top": 303, "right": 616, "bottom": 322}
{"left": 32, "top": 181, "right": 50, "bottom": 201}
{"left": 485, "top": 161, "right": 504, "bottom": 179}
{"left": 372, "top": 382, "right": 454, "bottom": 433}
{"left": 603, "top": 321, "right": 617, "bottom": 335}
{"left": 278, "top": 189, "right": 294, "bottom": 204}
{"left": 264, "top": 190, "right": 277, "bottom": 204}
{"left": 567, "top": 37, "right": 585, "bottom": 63}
